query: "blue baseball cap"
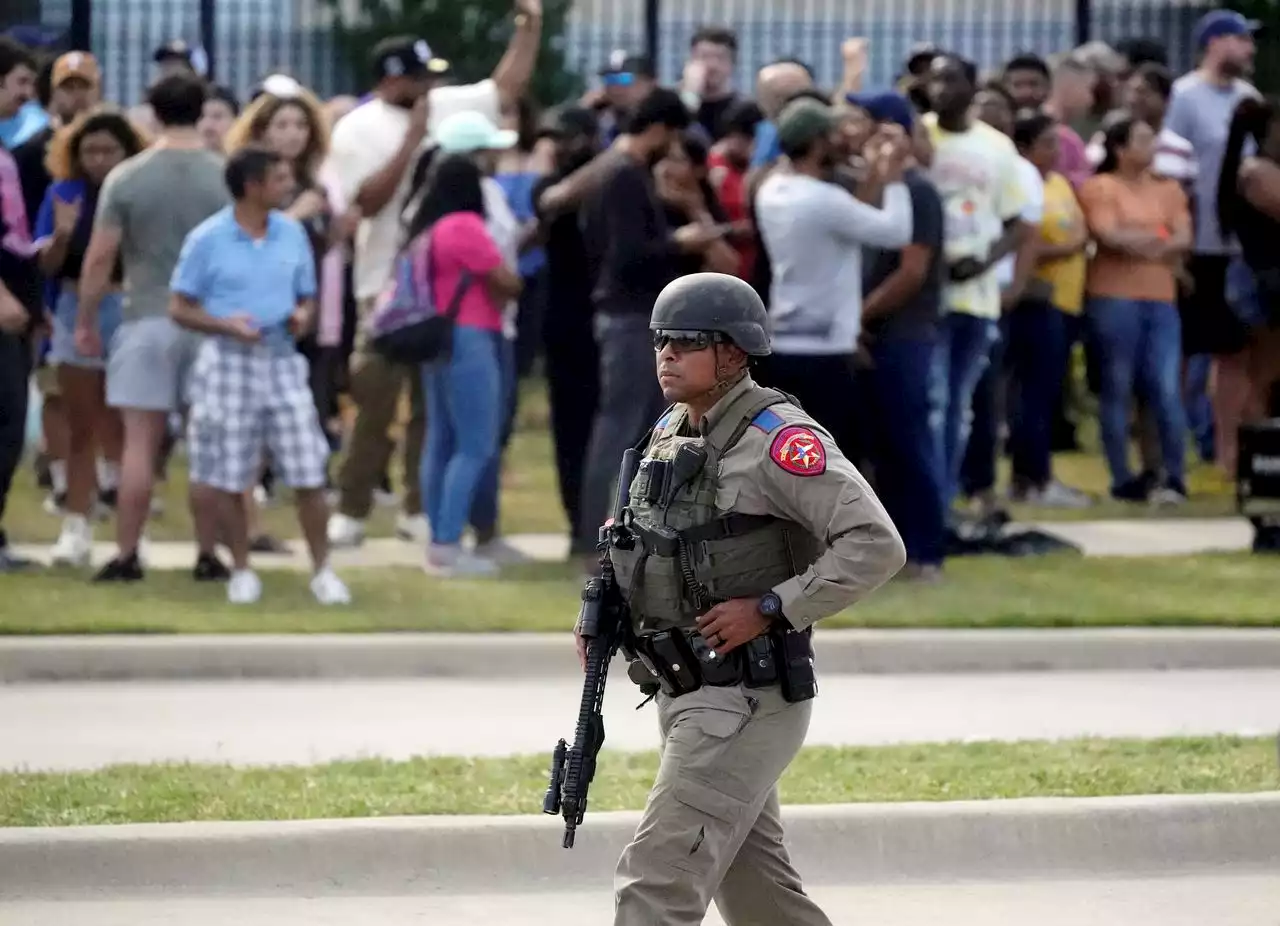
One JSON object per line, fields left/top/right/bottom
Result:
{"left": 1193, "top": 10, "right": 1262, "bottom": 49}
{"left": 846, "top": 91, "right": 915, "bottom": 134}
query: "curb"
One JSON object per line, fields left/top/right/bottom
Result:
{"left": 3, "top": 793, "right": 1278, "bottom": 898}
{"left": 5, "top": 628, "right": 1280, "bottom": 682}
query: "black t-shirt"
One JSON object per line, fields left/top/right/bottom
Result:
{"left": 12, "top": 126, "right": 53, "bottom": 231}
{"left": 532, "top": 170, "right": 593, "bottom": 323}
{"left": 49, "top": 184, "right": 124, "bottom": 284}
{"left": 579, "top": 156, "right": 681, "bottom": 315}
{"left": 696, "top": 94, "right": 739, "bottom": 142}
{"left": 861, "top": 169, "right": 946, "bottom": 339}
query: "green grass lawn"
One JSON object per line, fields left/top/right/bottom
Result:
{"left": 2, "top": 736, "right": 1272, "bottom": 827}
{"left": 1, "top": 552, "right": 1277, "bottom": 634}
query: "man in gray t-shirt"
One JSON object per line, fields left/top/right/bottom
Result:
{"left": 77, "top": 73, "right": 230, "bottom": 582}
{"left": 1166, "top": 71, "right": 1257, "bottom": 256}
{"left": 95, "top": 146, "right": 228, "bottom": 325}
{"left": 1165, "top": 11, "right": 1260, "bottom": 359}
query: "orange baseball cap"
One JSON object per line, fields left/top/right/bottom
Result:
{"left": 52, "top": 51, "right": 102, "bottom": 89}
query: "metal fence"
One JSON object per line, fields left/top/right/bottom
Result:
{"left": 24, "top": 0, "right": 1214, "bottom": 107}
{"left": 595, "top": 0, "right": 1213, "bottom": 93}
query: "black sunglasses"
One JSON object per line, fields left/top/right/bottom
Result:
{"left": 652, "top": 329, "right": 727, "bottom": 352}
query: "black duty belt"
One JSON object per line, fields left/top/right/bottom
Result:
{"left": 630, "top": 626, "right": 816, "bottom": 703}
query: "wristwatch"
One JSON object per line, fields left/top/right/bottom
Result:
{"left": 758, "top": 592, "right": 783, "bottom": 620}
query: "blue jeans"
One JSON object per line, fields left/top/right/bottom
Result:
{"left": 419, "top": 326, "right": 502, "bottom": 546}
{"left": 1185, "top": 353, "right": 1215, "bottom": 463}
{"left": 934, "top": 312, "right": 999, "bottom": 507}
{"left": 574, "top": 312, "right": 665, "bottom": 554}
{"left": 468, "top": 335, "right": 517, "bottom": 539}
{"left": 49, "top": 289, "right": 125, "bottom": 370}
{"left": 867, "top": 334, "right": 947, "bottom": 566}
{"left": 1087, "top": 297, "right": 1187, "bottom": 488}
{"left": 1007, "top": 299, "right": 1069, "bottom": 488}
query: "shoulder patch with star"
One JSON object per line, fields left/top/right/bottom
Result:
{"left": 768, "top": 425, "right": 827, "bottom": 476}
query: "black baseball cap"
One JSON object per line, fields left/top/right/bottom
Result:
{"left": 371, "top": 35, "right": 450, "bottom": 81}
{"left": 153, "top": 39, "right": 208, "bottom": 76}
{"left": 599, "top": 49, "right": 655, "bottom": 78}
{"left": 905, "top": 42, "right": 942, "bottom": 76}
{"left": 154, "top": 39, "right": 193, "bottom": 65}
{"left": 538, "top": 105, "right": 600, "bottom": 140}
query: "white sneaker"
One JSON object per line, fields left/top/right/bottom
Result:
{"left": 326, "top": 513, "right": 366, "bottom": 548}
{"left": 472, "top": 538, "right": 530, "bottom": 565}
{"left": 227, "top": 569, "right": 262, "bottom": 605}
{"left": 425, "top": 544, "right": 499, "bottom": 578}
{"left": 310, "top": 567, "right": 352, "bottom": 605}
{"left": 50, "top": 515, "right": 93, "bottom": 567}
{"left": 396, "top": 513, "right": 430, "bottom": 543}
{"left": 1028, "top": 481, "right": 1094, "bottom": 510}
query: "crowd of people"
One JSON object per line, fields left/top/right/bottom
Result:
{"left": 0, "top": 4, "right": 1278, "bottom": 601}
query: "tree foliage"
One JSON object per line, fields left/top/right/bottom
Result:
{"left": 321, "top": 0, "right": 581, "bottom": 104}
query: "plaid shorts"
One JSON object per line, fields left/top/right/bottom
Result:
{"left": 187, "top": 336, "right": 329, "bottom": 493}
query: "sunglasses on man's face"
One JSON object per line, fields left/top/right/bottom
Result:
{"left": 603, "top": 72, "right": 637, "bottom": 87}
{"left": 652, "top": 330, "right": 727, "bottom": 353}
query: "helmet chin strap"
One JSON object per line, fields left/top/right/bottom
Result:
{"left": 692, "top": 347, "right": 748, "bottom": 407}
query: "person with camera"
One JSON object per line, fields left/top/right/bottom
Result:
{"left": 753, "top": 95, "right": 914, "bottom": 462}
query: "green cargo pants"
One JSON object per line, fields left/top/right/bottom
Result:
{"left": 336, "top": 301, "right": 424, "bottom": 520}
{"left": 613, "top": 683, "right": 831, "bottom": 926}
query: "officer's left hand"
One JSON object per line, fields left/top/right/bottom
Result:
{"left": 697, "top": 598, "right": 772, "bottom": 656}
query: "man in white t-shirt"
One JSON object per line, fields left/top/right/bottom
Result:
{"left": 325, "top": 3, "right": 542, "bottom": 548}
{"left": 923, "top": 55, "right": 1030, "bottom": 509}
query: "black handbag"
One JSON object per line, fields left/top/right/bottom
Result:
{"left": 371, "top": 268, "right": 474, "bottom": 365}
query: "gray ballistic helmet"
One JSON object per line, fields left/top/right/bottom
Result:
{"left": 650, "top": 272, "right": 772, "bottom": 357}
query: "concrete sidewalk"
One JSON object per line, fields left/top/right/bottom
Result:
{"left": 7, "top": 628, "right": 1280, "bottom": 682}
{"left": 4, "top": 794, "right": 1278, "bottom": 898}
{"left": 8, "top": 875, "right": 1279, "bottom": 926}
{"left": 4, "top": 670, "right": 1276, "bottom": 770}
{"left": 8, "top": 517, "right": 1256, "bottom": 569}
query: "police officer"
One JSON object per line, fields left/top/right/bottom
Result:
{"left": 595, "top": 272, "right": 906, "bottom": 925}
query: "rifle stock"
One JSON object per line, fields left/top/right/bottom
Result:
{"left": 543, "top": 448, "right": 641, "bottom": 848}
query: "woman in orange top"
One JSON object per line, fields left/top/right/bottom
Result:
{"left": 1077, "top": 114, "right": 1192, "bottom": 505}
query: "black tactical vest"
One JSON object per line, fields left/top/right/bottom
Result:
{"left": 609, "top": 383, "right": 820, "bottom": 636}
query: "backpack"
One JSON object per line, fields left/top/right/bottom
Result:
{"left": 367, "top": 230, "right": 473, "bottom": 365}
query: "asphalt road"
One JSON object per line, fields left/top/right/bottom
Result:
{"left": 3, "top": 669, "right": 1278, "bottom": 770}
{"left": 3, "top": 874, "right": 1278, "bottom": 925}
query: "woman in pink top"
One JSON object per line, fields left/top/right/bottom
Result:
{"left": 404, "top": 154, "right": 524, "bottom": 576}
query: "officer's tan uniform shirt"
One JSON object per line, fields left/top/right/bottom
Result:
{"left": 699, "top": 376, "right": 906, "bottom": 628}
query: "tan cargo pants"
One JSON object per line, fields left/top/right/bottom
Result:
{"left": 614, "top": 683, "right": 831, "bottom": 926}
{"left": 336, "top": 299, "right": 424, "bottom": 520}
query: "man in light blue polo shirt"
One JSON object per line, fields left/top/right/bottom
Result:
{"left": 170, "top": 145, "right": 350, "bottom": 607}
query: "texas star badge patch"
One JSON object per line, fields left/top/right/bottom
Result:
{"left": 769, "top": 426, "right": 827, "bottom": 476}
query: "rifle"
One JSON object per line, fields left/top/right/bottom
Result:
{"left": 542, "top": 448, "right": 641, "bottom": 849}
